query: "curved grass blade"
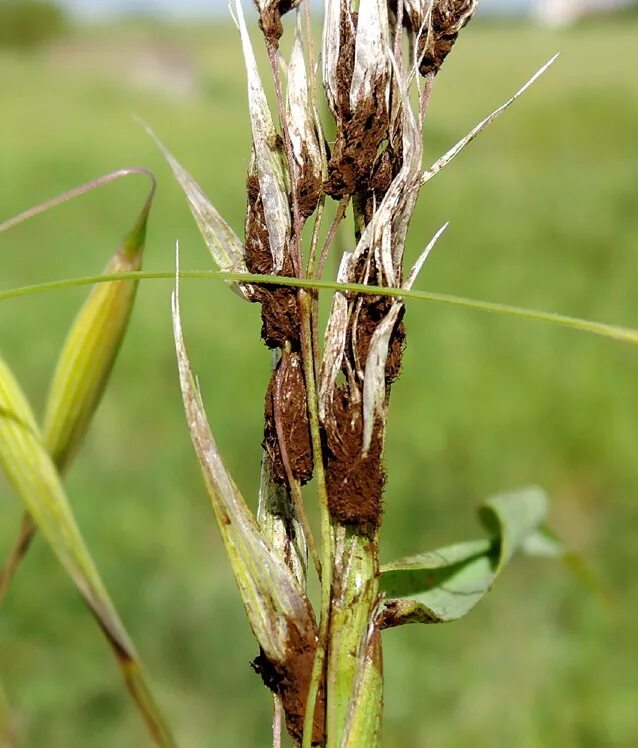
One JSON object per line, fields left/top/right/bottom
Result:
{"left": 0, "top": 357, "right": 175, "bottom": 746}
{"left": 1, "top": 183, "right": 155, "bottom": 603}
{"left": 2, "top": 271, "right": 637, "bottom": 349}
{"left": 379, "top": 487, "right": 549, "bottom": 626}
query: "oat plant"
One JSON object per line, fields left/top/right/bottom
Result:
{"left": 2, "top": 2, "right": 637, "bottom": 747}
{"left": 160, "top": 2, "right": 565, "bottom": 744}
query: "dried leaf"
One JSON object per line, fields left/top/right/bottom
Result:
{"left": 404, "top": 221, "right": 448, "bottom": 291}
{"left": 351, "top": 67, "right": 423, "bottom": 280}
{"left": 380, "top": 487, "right": 549, "bottom": 626}
{"left": 361, "top": 301, "right": 402, "bottom": 453}
{"left": 322, "top": 0, "right": 343, "bottom": 116}
{"left": 143, "top": 123, "right": 248, "bottom": 297}
{"left": 257, "top": 448, "right": 308, "bottom": 589}
{"left": 318, "top": 251, "right": 352, "bottom": 421}
{"left": 287, "top": 20, "right": 322, "bottom": 180}
{"left": 350, "top": 0, "right": 390, "bottom": 109}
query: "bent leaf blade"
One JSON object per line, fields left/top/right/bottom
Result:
{"left": 380, "top": 487, "right": 550, "bottom": 626}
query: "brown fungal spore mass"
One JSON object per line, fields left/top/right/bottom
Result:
{"left": 264, "top": 350, "right": 314, "bottom": 485}
{"left": 324, "top": 386, "right": 385, "bottom": 533}
{"left": 323, "top": 290, "right": 406, "bottom": 531}
{"left": 251, "top": 623, "right": 326, "bottom": 745}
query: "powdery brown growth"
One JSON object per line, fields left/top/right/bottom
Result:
{"left": 324, "top": 385, "right": 386, "bottom": 532}
{"left": 264, "top": 350, "right": 314, "bottom": 485}
{"left": 325, "top": 5, "right": 391, "bottom": 199}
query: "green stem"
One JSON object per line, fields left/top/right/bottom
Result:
{"left": 299, "top": 290, "right": 333, "bottom": 748}
{"left": 326, "top": 527, "right": 381, "bottom": 748}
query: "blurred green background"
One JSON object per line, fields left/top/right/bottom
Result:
{"left": 1, "top": 6, "right": 637, "bottom": 747}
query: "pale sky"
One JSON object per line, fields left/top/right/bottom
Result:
{"left": 60, "top": 0, "right": 529, "bottom": 19}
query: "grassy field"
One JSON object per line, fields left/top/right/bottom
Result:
{"left": 1, "top": 15, "right": 637, "bottom": 748}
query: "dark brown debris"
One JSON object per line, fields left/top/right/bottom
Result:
{"left": 326, "top": 90, "right": 390, "bottom": 199}
{"left": 323, "top": 291, "right": 407, "bottom": 532}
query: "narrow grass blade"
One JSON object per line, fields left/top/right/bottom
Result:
{"left": 379, "top": 487, "right": 549, "bottom": 626}
{"left": 0, "top": 356, "right": 175, "bottom": 746}
{"left": 1, "top": 187, "right": 155, "bottom": 601}
{"left": 172, "top": 274, "right": 321, "bottom": 744}
{"left": 362, "top": 301, "right": 403, "bottom": 453}
{"left": 0, "top": 168, "right": 154, "bottom": 235}
{"left": 2, "top": 271, "right": 638, "bottom": 348}
{"left": 421, "top": 54, "right": 559, "bottom": 185}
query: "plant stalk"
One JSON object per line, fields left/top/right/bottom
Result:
{"left": 299, "top": 289, "right": 333, "bottom": 748}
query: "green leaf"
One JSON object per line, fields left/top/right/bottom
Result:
{"left": 1, "top": 181, "right": 154, "bottom": 603}
{"left": 379, "top": 487, "right": 549, "bottom": 626}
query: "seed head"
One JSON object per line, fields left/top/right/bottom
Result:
{"left": 253, "top": 0, "right": 301, "bottom": 44}
{"left": 286, "top": 20, "right": 324, "bottom": 220}
{"left": 418, "top": 0, "right": 479, "bottom": 76}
